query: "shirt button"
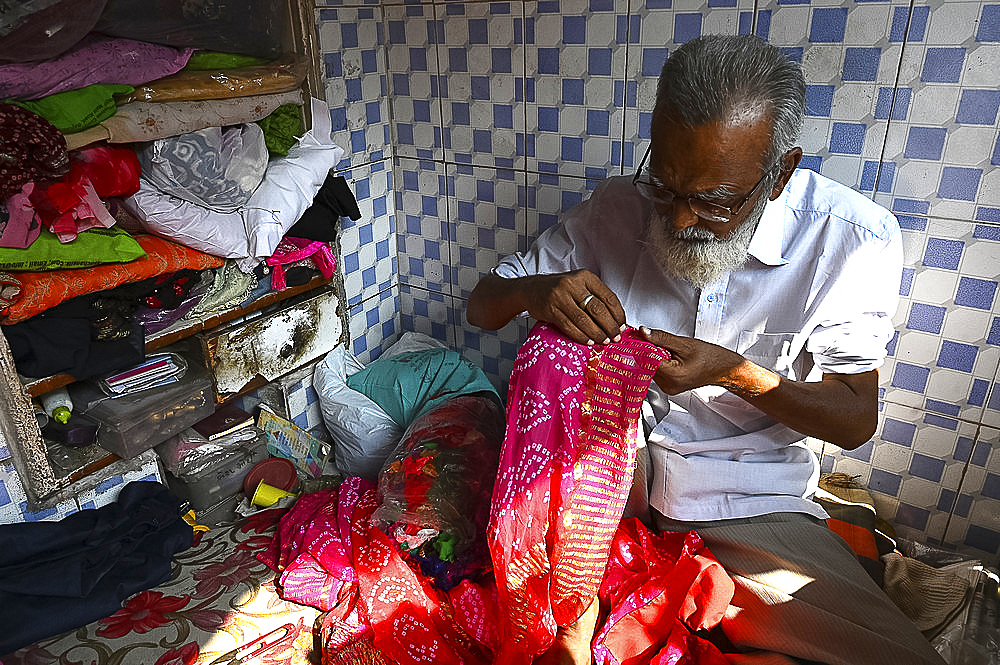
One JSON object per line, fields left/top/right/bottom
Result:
{"left": 706, "top": 294, "right": 716, "bottom": 302}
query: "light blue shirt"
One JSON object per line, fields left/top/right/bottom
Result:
{"left": 493, "top": 168, "right": 902, "bottom": 521}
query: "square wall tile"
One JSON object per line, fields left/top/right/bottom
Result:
{"left": 337, "top": 159, "right": 397, "bottom": 308}
{"left": 399, "top": 284, "right": 458, "bottom": 351}
{"left": 349, "top": 286, "right": 401, "bottom": 365}
{"left": 0, "top": 460, "right": 77, "bottom": 524}
{"left": 762, "top": 0, "right": 903, "bottom": 190}
{"left": 385, "top": 3, "right": 444, "bottom": 162}
{"left": 526, "top": 0, "right": 630, "bottom": 180}
{"left": 438, "top": 1, "right": 526, "bottom": 169}
{"left": 883, "top": 218, "right": 1000, "bottom": 420}
{"left": 447, "top": 163, "right": 526, "bottom": 298}
{"left": 75, "top": 450, "right": 164, "bottom": 512}
{"left": 944, "top": 425, "right": 1000, "bottom": 564}
{"left": 316, "top": 6, "right": 391, "bottom": 169}
{"left": 395, "top": 156, "right": 451, "bottom": 294}
{"left": 827, "top": 402, "right": 971, "bottom": 547}
{"left": 525, "top": 170, "right": 604, "bottom": 243}
{"left": 623, "top": 0, "right": 749, "bottom": 172}
{"left": 879, "top": 1, "right": 1000, "bottom": 220}
{"left": 455, "top": 310, "right": 531, "bottom": 399}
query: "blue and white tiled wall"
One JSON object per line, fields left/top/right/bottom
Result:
{"left": 318, "top": 0, "right": 1000, "bottom": 563}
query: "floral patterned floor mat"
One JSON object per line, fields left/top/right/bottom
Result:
{"left": 3, "top": 507, "right": 321, "bottom": 665}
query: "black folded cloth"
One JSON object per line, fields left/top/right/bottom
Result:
{"left": 0, "top": 481, "right": 194, "bottom": 655}
{"left": 287, "top": 172, "right": 362, "bottom": 241}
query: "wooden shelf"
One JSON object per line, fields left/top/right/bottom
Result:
{"left": 22, "top": 275, "right": 332, "bottom": 398}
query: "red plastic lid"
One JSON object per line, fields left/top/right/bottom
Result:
{"left": 243, "top": 457, "right": 299, "bottom": 496}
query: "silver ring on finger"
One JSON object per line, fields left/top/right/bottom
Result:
{"left": 580, "top": 294, "right": 595, "bottom": 308}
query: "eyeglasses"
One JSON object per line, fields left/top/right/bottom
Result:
{"left": 631, "top": 144, "right": 775, "bottom": 224}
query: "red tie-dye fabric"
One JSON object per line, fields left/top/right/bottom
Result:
{"left": 262, "top": 324, "right": 735, "bottom": 665}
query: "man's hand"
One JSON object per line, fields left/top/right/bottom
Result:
{"left": 467, "top": 270, "right": 627, "bottom": 346}
{"left": 637, "top": 326, "right": 748, "bottom": 394}
{"left": 638, "top": 326, "right": 878, "bottom": 448}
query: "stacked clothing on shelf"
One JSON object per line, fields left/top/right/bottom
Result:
{"left": 1, "top": 22, "right": 358, "bottom": 383}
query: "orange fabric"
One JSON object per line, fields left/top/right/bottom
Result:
{"left": 1, "top": 234, "right": 223, "bottom": 323}
{"left": 826, "top": 518, "right": 879, "bottom": 561}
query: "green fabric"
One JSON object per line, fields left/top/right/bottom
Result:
{"left": 346, "top": 348, "right": 500, "bottom": 428}
{"left": 9, "top": 84, "right": 134, "bottom": 134}
{"left": 183, "top": 51, "right": 270, "bottom": 71}
{"left": 0, "top": 226, "right": 146, "bottom": 271}
{"left": 256, "top": 104, "right": 303, "bottom": 156}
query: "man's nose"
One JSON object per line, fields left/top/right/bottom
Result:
{"left": 670, "top": 200, "right": 701, "bottom": 232}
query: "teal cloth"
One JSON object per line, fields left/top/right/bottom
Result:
{"left": 346, "top": 348, "right": 500, "bottom": 427}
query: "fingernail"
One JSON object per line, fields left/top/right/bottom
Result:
{"left": 640, "top": 326, "right": 650, "bottom": 335}
{"left": 587, "top": 339, "right": 594, "bottom": 346}
{"left": 619, "top": 324, "right": 628, "bottom": 331}
{"left": 602, "top": 338, "right": 610, "bottom": 345}
{"left": 613, "top": 334, "right": 621, "bottom": 342}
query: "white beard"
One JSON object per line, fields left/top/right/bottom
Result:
{"left": 644, "top": 196, "right": 767, "bottom": 289}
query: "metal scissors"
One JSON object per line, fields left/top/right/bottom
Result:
{"left": 207, "top": 622, "right": 295, "bottom": 665}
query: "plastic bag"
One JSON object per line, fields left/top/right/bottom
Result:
{"left": 118, "top": 60, "right": 307, "bottom": 104}
{"left": 156, "top": 425, "right": 262, "bottom": 477}
{"left": 371, "top": 393, "right": 504, "bottom": 587}
{"left": 136, "top": 123, "right": 268, "bottom": 213}
{"left": 313, "top": 345, "right": 402, "bottom": 480}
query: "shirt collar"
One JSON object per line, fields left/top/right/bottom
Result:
{"left": 746, "top": 191, "right": 788, "bottom": 266}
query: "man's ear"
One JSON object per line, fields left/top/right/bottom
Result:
{"left": 769, "top": 147, "right": 803, "bottom": 200}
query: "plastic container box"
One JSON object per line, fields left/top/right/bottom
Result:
{"left": 70, "top": 358, "right": 214, "bottom": 459}
{"left": 164, "top": 427, "right": 269, "bottom": 512}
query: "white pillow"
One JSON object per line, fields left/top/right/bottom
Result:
{"left": 123, "top": 178, "right": 251, "bottom": 259}
{"left": 243, "top": 97, "right": 344, "bottom": 266}
{"left": 123, "top": 97, "right": 345, "bottom": 271}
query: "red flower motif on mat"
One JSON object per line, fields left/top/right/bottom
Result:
{"left": 193, "top": 550, "right": 257, "bottom": 596}
{"left": 187, "top": 607, "right": 231, "bottom": 632}
{"left": 241, "top": 507, "right": 286, "bottom": 534}
{"left": 237, "top": 533, "right": 275, "bottom": 553}
{"left": 154, "top": 641, "right": 200, "bottom": 665}
{"left": 96, "top": 591, "right": 190, "bottom": 638}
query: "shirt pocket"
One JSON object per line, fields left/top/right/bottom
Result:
{"left": 737, "top": 331, "right": 797, "bottom": 375}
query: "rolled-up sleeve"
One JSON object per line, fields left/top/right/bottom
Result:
{"left": 806, "top": 212, "right": 903, "bottom": 375}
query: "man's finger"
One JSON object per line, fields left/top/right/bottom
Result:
{"left": 639, "top": 326, "right": 679, "bottom": 351}
{"left": 583, "top": 277, "right": 627, "bottom": 329}
{"left": 579, "top": 296, "right": 624, "bottom": 343}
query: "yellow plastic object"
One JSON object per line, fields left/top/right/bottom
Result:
{"left": 251, "top": 479, "right": 298, "bottom": 508}
{"left": 182, "top": 509, "right": 210, "bottom": 533}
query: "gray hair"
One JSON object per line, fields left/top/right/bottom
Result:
{"left": 654, "top": 34, "right": 805, "bottom": 171}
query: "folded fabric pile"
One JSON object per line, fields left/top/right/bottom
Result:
{"left": 0, "top": 27, "right": 360, "bottom": 381}
{"left": 0, "top": 481, "right": 194, "bottom": 654}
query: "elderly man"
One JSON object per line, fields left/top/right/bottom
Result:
{"left": 468, "top": 34, "right": 945, "bottom": 665}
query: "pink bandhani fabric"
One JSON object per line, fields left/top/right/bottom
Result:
{"left": 266, "top": 236, "right": 337, "bottom": 290}
{"left": 260, "top": 477, "right": 497, "bottom": 665}
{"left": 488, "top": 323, "right": 670, "bottom": 664}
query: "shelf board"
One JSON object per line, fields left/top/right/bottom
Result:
{"left": 22, "top": 275, "right": 332, "bottom": 398}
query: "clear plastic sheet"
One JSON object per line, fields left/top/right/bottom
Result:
{"left": 94, "top": 0, "right": 286, "bottom": 59}
{"left": 372, "top": 393, "right": 504, "bottom": 555}
{"left": 117, "top": 60, "right": 307, "bottom": 104}
{"left": 155, "top": 425, "right": 262, "bottom": 477}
